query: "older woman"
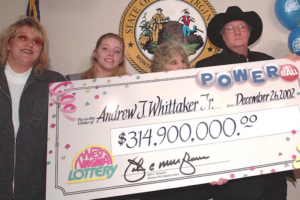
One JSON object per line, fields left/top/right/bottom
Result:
{"left": 147, "top": 41, "right": 212, "bottom": 200}
{"left": 66, "top": 33, "right": 130, "bottom": 80}
{"left": 150, "top": 40, "right": 191, "bottom": 72}
{"left": 0, "top": 16, "right": 66, "bottom": 199}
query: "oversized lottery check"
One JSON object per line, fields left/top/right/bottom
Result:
{"left": 46, "top": 59, "right": 300, "bottom": 200}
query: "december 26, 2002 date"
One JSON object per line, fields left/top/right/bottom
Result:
{"left": 236, "top": 88, "right": 295, "bottom": 105}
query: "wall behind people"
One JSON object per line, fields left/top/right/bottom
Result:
{"left": 0, "top": 0, "right": 299, "bottom": 199}
{"left": 0, "top": 0, "right": 293, "bottom": 76}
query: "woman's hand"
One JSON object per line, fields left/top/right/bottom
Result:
{"left": 210, "top": 178, "right": 228, "bottom": 186}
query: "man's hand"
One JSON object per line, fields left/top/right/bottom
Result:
{"left": 122, "top": 73, "right": 132, "bottom": 76}
{"left": 284, "top": 53, "right": 300, "bottom": 61}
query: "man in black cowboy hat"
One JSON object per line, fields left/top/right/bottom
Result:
{"left": 196, "top": 6, "right": 271, "bottom": 67}
{"left": 196, "top": 6, "right": 297, "bottom": 200}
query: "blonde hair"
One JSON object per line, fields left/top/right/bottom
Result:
{"left": 150, "top": 40, "right": 191, "bottom": 72}
{"left": 81, "top": 33, "right": 126, "bottom": 79}
{"left": 0, "top": 16, "right": 49, "bottom": 75}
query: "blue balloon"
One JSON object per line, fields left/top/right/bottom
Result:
{"left": 288, "top": 27, "right": 300, "bottom": 55}
{"left": 275, "top": 0, "right": 300, "bottom": 30}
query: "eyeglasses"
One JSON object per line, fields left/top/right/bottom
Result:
{"left": 223, "top": 24, "right": 250, "bottom": 34}
{"left": 11, "top": 34, "right": 43, "bottom": 46}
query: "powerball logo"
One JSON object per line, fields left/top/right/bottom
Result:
{"left": 68, "top": 145, "right": 118, "bottom": 184}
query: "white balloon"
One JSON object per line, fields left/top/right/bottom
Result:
{"left": 250, "top": 68, "right": 266, "bottom": 84}
{"left": 216, "top": 72, "right": 233, "bottom": 88}
{"left": 263, "top": 63, "right": 280, "bottom": 79}
{"left": 231, "top": 66, "right": 249, "bottom": 83}
{"left": 197, "top": 70, "right": 216, "bottom": 86}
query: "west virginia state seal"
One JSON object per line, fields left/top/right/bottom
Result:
{"left": 120, "top": 0, "right": 219, "bottom": 73}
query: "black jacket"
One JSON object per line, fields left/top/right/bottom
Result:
{"left": 196, "top": 46, "right": 273, "bottom": 68}
{"left": 0, "top": 66, "right": 66, "bottom": 200}
{"left": 196, "top": 47, "right": 295, "bottom": 200}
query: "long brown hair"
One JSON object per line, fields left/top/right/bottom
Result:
{"left": 81, "top": 33, "right": 126, "bottom": 79}
{"left": 0, "top": 16, "right": 49, "bottom": 75}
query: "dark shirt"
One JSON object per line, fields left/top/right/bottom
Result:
{"left": 196, "top": 46, "right": 273, "bottom": 68}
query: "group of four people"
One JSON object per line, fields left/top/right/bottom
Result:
{"left": 0, "top": 5, "right": 298, "bottom": 200}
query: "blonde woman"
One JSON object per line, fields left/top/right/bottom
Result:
{"left": 0, "top": 16, "right": 66, "bottom": 199}
{"left": 147, "top": 41, "right": 214, "bottom": 200}
{"left": 67, "top": 33, "right": 130, "bottom": 80}
{"left": 150, "top": 40, "right": 191, "bottom": 72}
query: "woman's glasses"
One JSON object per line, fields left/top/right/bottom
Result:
{"left": 11, "top": 34, "right": 43, "bottom": 46}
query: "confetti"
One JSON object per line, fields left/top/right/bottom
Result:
{"left": 95, "top": 95, "right": 99, "bottom": 99}
{"left": 250, "top": 166, "right": 255, "bottom": 171}
{"left": 286, "top": 137, "right": 290, "bottom": 141}
{"left": 271, "top": 169, "right": 276, "bottom": 173}
{"left": 50, "top": 123, "right": 56, "bottom": 128}
{"left": 119, "top": 76, "right": 122, "bottom": 78}
{"left": 137, "top": 76, "right": 140, "bottom": 79}
{"left": 49, "top": 150, "right": 53, "bottom": 154}
{"left": 56, "top": 143, "right": 59, "bottom": 147}
{"left": 47, "top": 161, "right": 51, "bottom": 165}
{"left": 72, "top": 93, "right": 76, "bottom": 96}
{"left": 244, "top": 174, "right": 248, "bottom": 177}
{"left": 93, "top": 79, "right": 97, "bottom": 82}
{"left": 86, "top": 90, "right": 90, "bottom": 93}
{"left": 47, "top": 138, "right": 50, "bottom": 141}
{"left": 103, "top": 91, "right": 107, "bottom": 95}
{"left": 107, "top": 80, "right": 111, "bottom": 83}
{"left": 285, "top": 163, "right": 289, "bottom": 167}
{"left": 292, "top": 130, "right": 296, "bottom": 134}
{"left": 52, "top": 114, "right": 56, "bottom": 118}
{"left": 61, "top": 156, "right": 65, "bottom": 160}
{"left": 279, "top": 152, "right": 282, "bottom": 156}
{"left": 260, "top": 170, "right": 263, "bottom": 174}
{"left": 95, "top": 86, "right": 99, "bottom": 89}
{"left": 83, "top": 83, "right": 86, "bottom": 86}
{"left": 86, "top": 102, "right": 90, "bottom": 106}
{"left": 65, "top": 144, "right": 71, "bottom": 149}
{"left": 292, "top": 155, "right": 297, "bottom": 159}
{"left": 230, "top": 174, "right": 235, "bottom": 178}
{"left": 50, "top": 103, "right": 53, "bottom": 106}
{"left": 155, "top": 78, "right": 158, "bottom": 81}
{"left": 125, "top": 85, "right": 129, "bottom": 88}
{"left": 297, "top": 92, "right": 300, "bottom": 95}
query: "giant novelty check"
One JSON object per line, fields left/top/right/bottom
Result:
{"left": 46, "top": 59, "right": 300, "bottom": 200}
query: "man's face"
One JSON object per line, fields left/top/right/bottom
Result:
{"left": 158, "top": 10, "right": 161, "bottom": 14}
{"left": 222, "top": 20, "right": 250, "bottom": 49}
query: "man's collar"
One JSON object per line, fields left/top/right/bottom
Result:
{"left": 221, "top": 46, "right": 251, "bottom": 63}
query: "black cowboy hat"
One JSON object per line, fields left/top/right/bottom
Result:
{"left": 207, "top": 6, "right": 263, "bottom": 48}
{"left": 156, "top": 8, "right": 163, "bottom": 11}
{"left": 184, "top": 11, "right": 190, "bottom": 14}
